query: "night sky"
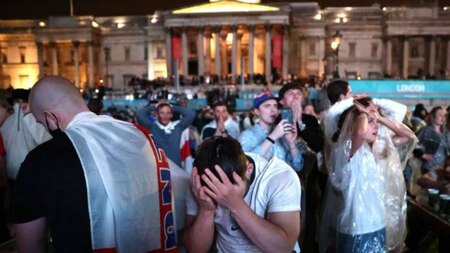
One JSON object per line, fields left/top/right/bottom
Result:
{"left": 1, "top": 0, "right": 449, "bottom": 19}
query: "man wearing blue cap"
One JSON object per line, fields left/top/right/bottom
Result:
{"left": 238, "top": 92, "right": 302, "bottom": 170}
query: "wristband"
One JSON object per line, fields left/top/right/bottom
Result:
{"left": 266, "top": 136, "right": 275, "bottom": 144}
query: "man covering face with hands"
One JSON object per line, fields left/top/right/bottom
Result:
{"left": 183, "top": 136, "right": 302, "bottom": 253}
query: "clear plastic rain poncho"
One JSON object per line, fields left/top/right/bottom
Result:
{"left": 328, "top": 108, "right": 386, "bottom": 252}
{"left": 372, "top": 113, "right": 416, "bottom": 251}
{"left": 324, "top": 98, "right": 416, "bottom": 252}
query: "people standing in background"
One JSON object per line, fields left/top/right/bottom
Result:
{"left": 238, "top": 92, "right": 303, "bottom": 171}
{"left": 303, "top": 103, "right": 318, "bottom": 120}
{"left": 87, "top": 98, "right": 104, "bottom": 115}
{"left": 278, "top": 82, "right": 324, "bottom": 153}
{"left": 277, "top": 82, "right": 325, "bottom": 251}
{"left": 240, "top": 110, "right": 256, "bottom": 131}
{"left": 416, "top": 106, "right": 449, "bottom": 173}
{"left": 319, "top": 79, "right": 353, "bottom": 253}
{"left": 200, "top": 102, "right": 240, "bottom": 141}
{"left": 410, "top": 103, "right": 428, "bottom": 133}
{"left": 136, "top": 100, "right": 195, "bottom": 167}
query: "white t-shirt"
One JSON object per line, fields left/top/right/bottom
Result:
{"left": 186, "top": 153, "right": 302, "bottom": 252}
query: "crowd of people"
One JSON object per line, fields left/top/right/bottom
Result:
{"left": 0, "top": 75, "right": 449, "bottom": 252}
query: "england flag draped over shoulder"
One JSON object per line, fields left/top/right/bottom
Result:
{"left": 65, "top": 112, "right": 178, "bottom": 253}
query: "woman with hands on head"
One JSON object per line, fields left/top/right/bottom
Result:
{"left": 328, "top": 97, "right": 414, "bottom": 253}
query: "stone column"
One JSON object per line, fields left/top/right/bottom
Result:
{"left": 231, "top": 25, "right": 238, "bottom": 82}
{"left": 402, "top": 36, "right": 409, "bottom": 79}
{"left": 248, "top": 25, "right": 255, "bottom": 83}
{"left": 197, "top": 26, "right": 204, "bottom": 78}
{"left": 37, "top": 42, "right": 45, "bottom": 78}
{"left": 87, "top": 42, "right": 94, "bottom": 89}
{"left": 181, "top": 27, "right": 188, "bottom": 77}
{"left": 429, "top": 36, "right": 436, "bottom": 76}
{"left": 385, "top": 37, "right": 392, "bottom": 76}
{"left": 220, "top": 33, "right": 228, "bottom": 78}
{"left": 237, "top": 33, "right": 243, "bottom": 84}
{"left": 165, "top": 27, "right": 172, "bottom": 77}
{"left": 299, "top": 36, "right": 307, "bottom": 77}
{"left": 214, "top": 26, "right": 221, "bottom": 78}
{"left": 282, "top": 25, "right": 289, "bottom": 80}
{"left": 265, "top": 24, "right": 271, "bottom": 83}
{"left": 50, "top": 42, "right": 58, "bottom": 75}
{"left": 204, "top": 33, "right": 212, "bottom": 75}
{"left": 147, "top": 40, "right": 154, "bottom": 80}
{"left": 318, "top": 37, "right": 325, "bottom": 77}
{"left": 73, "top": 41, "right": 80, "bottom": 88}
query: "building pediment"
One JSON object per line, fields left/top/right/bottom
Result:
{"left": 173, "top": 0, "right": 278, "bottom": 14}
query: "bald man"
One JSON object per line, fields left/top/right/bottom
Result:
{"left": 14, "top": 76, "right": 178, "bottom": 252}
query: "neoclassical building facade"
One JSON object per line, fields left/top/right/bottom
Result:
{"left": 1, "top": 0, "right": 450, "bottom": 90}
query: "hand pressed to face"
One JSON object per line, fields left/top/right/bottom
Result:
{"left": 281, "top": 89, "right": 303, "bottom": 109}
{"left": 201, "top": 165, "right": 247, "bottom": 211}
{"left": 191, "top": 167, "right": 216, "bottom": 211}
{"left": 216, "top": 115, "right": 225, "bottom": 130}
{"left": 214, "top": 105, "right": 229, "bottom": 127}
